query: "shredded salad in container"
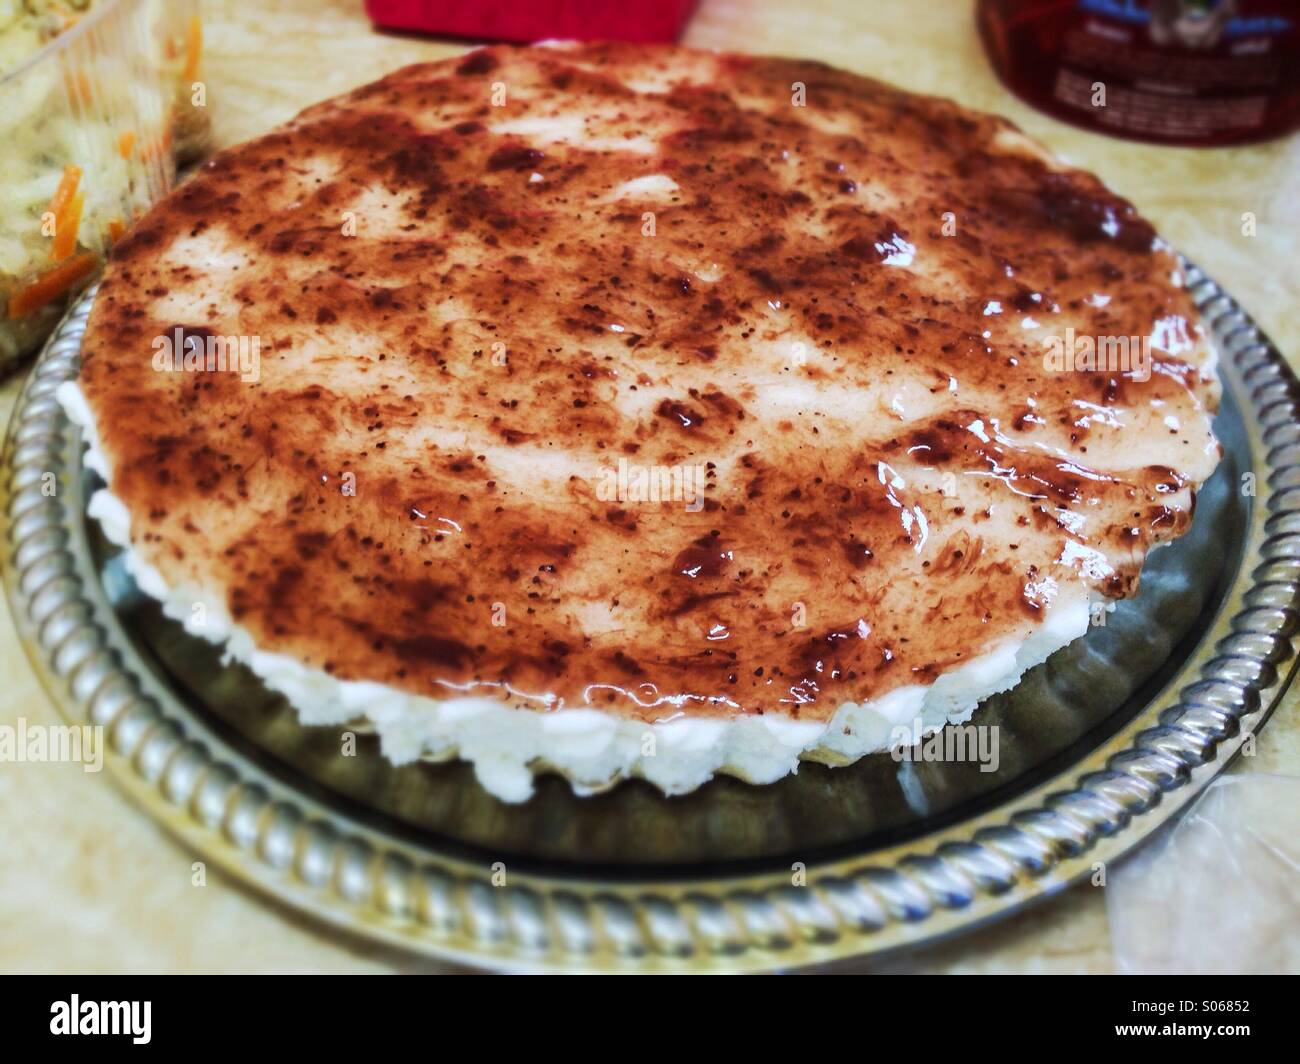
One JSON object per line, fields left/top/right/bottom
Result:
{"left": 0, "top": 0, "right": 210, "bottom": 369}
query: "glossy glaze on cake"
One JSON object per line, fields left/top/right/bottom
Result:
{"left": 70, "top": 43, "right": 1221, "bottom": 797}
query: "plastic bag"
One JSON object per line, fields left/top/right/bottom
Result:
{"left": 1107, "top": 773, "right": 1300, "bottom": 974}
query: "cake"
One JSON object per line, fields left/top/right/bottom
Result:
{"left": 58, "top": 42, "right": 1221, "bottom": 801}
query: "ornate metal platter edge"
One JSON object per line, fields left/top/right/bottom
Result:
{"left": 4, "top": 266, "right": 1298, "bottom": 973}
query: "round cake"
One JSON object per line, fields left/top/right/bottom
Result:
{"left": 61, "top": 42, "right": 1221, "bottom": 801}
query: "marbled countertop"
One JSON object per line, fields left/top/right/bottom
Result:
{"left": 1, "top": 0, "right": 1296, "bottom": 973}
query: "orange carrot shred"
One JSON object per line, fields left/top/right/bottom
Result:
{"left": 118, "top": 130, "right": 136, "bottom": 159}
{"left": 62, "top": 69, "right": 94, "bottom": 107}
{"left": 182, "top": 15, "right": 202, "bottom": 81}
{"left": 106, "top": 218, "right": 126, "bottom": 243}
{"left": 7, "top": 254, "right": 98, "bottom": 320}
{"left": 51, "top": 190, "right": 84, "bottom": 262}
{"left": 47, "top": 164, "right": 81, "bottom": 222}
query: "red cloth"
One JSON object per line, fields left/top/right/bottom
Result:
{"left": 365, "top": 0, "right": 698, "bottom": 43}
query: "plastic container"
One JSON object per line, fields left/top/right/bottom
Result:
{"left": 978, "top": 0, "right": 1300, "bottom": 146}
{"left": 0, "top": 0, "right": 213, "bottom": 371}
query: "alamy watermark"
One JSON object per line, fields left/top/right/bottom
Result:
{"left": 0, "top": 718, "right": 103, "bottom": 772}
{"left": 50, "top": 996, "right": 150, "bottom": 1044}
{"left": 152, "top": 327, "right": 260, "bottom": 383}
{"left": 890, "top": 721, "right": 999, "bottom": 773}
{"left": 1042, "top": 327, "right": 1152, "bottom": 382}
{"left": 595, "top": 457, "right": 708, "bottom": 512}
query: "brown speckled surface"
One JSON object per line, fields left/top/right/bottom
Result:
{"left": 1, "top": 0, "right": 1296, "bottom": 973}
{"left": 78, "top": 41, "right": 1217, "bottom": 723}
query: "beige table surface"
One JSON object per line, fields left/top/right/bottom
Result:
{"left": 1, "top": 0, "right": 1297, "bottom": 974}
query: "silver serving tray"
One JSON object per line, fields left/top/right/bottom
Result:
{"left": 4, "top": 270, "right": 1298, "bottom": 972}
